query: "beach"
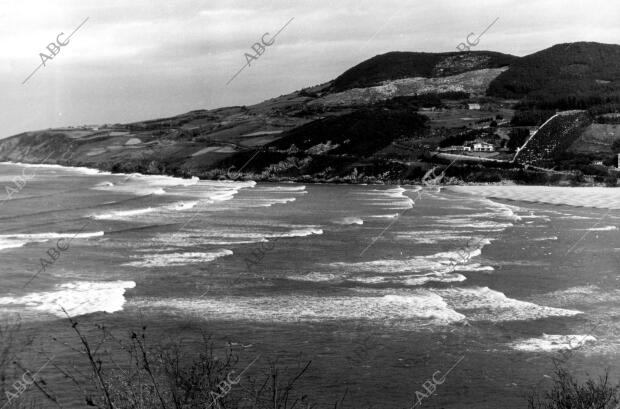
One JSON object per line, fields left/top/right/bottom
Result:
{"left": 0, "top": 162, "right": 618, "bottom": 408}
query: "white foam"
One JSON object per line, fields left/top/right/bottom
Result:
{"left": 454, "top": 263, "right": 494, "bottom": 272}
{"left": 92, "top": 182, "right": 165, "bottom": 196}
{"left": 358, "top": 187, "right": 406, "bottom": 198}
{"left": 3, "top": 161, "right": 112, "bottom": 176}
{"left": 258, "top": 185, "right": 306, "bottom": 192}
{"left": 91, "top": 174, "right": 215, "bottom": 197}
{"left": 556, "top": 214, "right": 593, "bottom": 220}
{"left": 289, "top": 270, "right": 467, "bottom": 286}
{"left": 394, "top": 231, "right": 472, "bottom": 244}
{"left": 0, "top": 281, "right": 135, "bottom": 317}
{"left": 0, "top": 231, "right": 103, "bottom": 251}
{"left": 138, "top": 292, "right": 466, "bottom": 326}
{"left": 432, "top": 248, "right": 482, "bottom": 260}
{"left": 343, "top": 272, "right": 468, "bottom": 286}
{"left": 152, "top": 226, "right": 322, "bottom": 249}
{"left": 123, "top": 249, "right": 233, "bottom": 268}
{"left": 532, "top": 236, "right": 558, "bottom": 241}
{"left": 356, "top": 186, "right": 414, "bottom": 209}
{"left": 93, "top": 208, "right": 155, "bottom": 219}
{"left": 430, "top": 218, "right": 514, "bottom": 230}
{"left": 327, "top": 243, "right": 490, "bottom": 275}
{"left": 170, "top": 201, "right": 198, "bottom": 211}
{"left": 256, "top": 197, "right": 297, "bottom": 207}
{"left": 93, "top": 200, "right": 200, "bottom": 220}
{"left": 509, "top": 334, "right": 597, "bottom": 352}
{"left": 195, "top": 239, "right": 268, "bottom": 245}
{"left": 481, "top": 199, "right": 523, "bottom": 221}
{"left": 332, "top": 217, "right": 364, "bottom": 225}
{"left": 0, "top": 238, "right": 31, "bottom": 251}
{"left": 436, "top": 286, "right": 583, "bottom": 322}
{"left": 327, "top": 257, "right": 448, "bottom": 274}
{"left": 369, "top": 214, "right": 399, "bottom": 219}
{"left": 350, "top": 285, "right": 583, "bottom": 323}
{"left": 403, "top": 273, "right": 467, "bottom": 285}
{"left": 288, "top": 272, "right": 342, "bottom": 282}
{"left": 0, "top": 232, "right": 104, "bottom": 240}
{"left": 274, "top": 228, "right": 323, "bottom": 238}
{"left": 576, "top": 226, "right": 617, "bottom": 232}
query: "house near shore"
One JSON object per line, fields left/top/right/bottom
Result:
{"left": 468, "top": 103, "right": 481, "bottom": 110}
{"left": 468, "top": 140, "right": 495, "bottom": 152}
{"left": 439, "top": 140, "right": 496, "bottom": 153}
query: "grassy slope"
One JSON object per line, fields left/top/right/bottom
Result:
{"left": 488, "top": 42, "right": 620, "bottom": 103}
{"left": 332, "top": 51, "right": 519, "bottom": 91}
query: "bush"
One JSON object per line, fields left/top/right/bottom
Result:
{"left": 528, "top": 366, "right": 620, "bottom": 409}
{"left": 41, "top": 314, "right": 333, "bottom": 409}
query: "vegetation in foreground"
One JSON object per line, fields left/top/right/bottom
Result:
{"left": 528, "top": 366, "right": 620, "bottom": 409}
{"left": 1, "top": 314, "right": 352, "bottom": 409}
{"left": 3, "top": 314, "right": 620, "bottom": 409}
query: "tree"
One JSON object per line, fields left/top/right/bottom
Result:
{"left": 507, "top": 128, "right": 530, "bottom": 152}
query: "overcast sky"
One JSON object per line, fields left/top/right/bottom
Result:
{"left": 1, "top": 0, "right": 619, "bottom": 138}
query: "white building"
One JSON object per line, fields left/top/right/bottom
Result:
{"left": 468, "top": 141, "right": 495, "bottom": 152}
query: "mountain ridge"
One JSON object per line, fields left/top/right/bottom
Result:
{"left": 1, "top": 42, "right": 619, "bottom": 186}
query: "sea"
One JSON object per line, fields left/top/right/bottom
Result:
{"left": 0, "top": 161, "right": 619, "bottom": 408}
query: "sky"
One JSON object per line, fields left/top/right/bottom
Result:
{"left": 1, "top": 0, "right": 620, "bottom": 138}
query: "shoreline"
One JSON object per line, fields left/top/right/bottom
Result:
{"left": 1, "top": 159, "right": 618, "bottom": 189}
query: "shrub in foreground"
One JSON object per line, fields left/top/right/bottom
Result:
{"left": 528, "top": 366, "right": 620, "bottom": 409}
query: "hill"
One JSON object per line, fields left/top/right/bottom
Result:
{"left": 332, "top": 51, "right": 519, "bottom": 91}
{"left": 488, "top": 42, "right": 620, "bottom": 111}
{"left": 0, "top": 43, "right": 618, "bottom": 186}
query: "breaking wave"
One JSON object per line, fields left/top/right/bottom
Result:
{"left": 0, "top": 281, "right": 135, "bottom": 318}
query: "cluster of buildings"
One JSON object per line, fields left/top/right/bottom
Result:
{"left": 595, "top": 154, "right": 620, "bottom": 169}
{"left": 439, "top": 139, "right": 496, "bottom": 153}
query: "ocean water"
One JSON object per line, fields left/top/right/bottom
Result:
{"left": 0, "top": 162, "right": 619, "bottom": 408}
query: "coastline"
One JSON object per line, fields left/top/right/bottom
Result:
{"left": 1, "top": 159, "right": 618, "bottom": 189}
{"left": 2, "top": 160, "right": 620, "bottom": 212}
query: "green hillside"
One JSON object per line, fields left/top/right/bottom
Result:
{"left": 332, "top": 51, "right": 518, "bottom": 91}
{"left": 488, "top": 42, "right": 620, "bottom": 111}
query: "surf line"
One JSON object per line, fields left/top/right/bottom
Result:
{"left": 359, "top": 157, "right": 460, "bottom": 256}
{"left": 527, "top": 319, "right": 603, "bottom": 393}
{"left": 195, "top": 234, "right": 281, "bottom": 298}
{"left": 23, "top": 217, "right": 100, "bottom": 288}
{"left": 0, "top": 151, "right": 62, "bottom": 211}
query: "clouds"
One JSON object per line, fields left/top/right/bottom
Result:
{"left": 1, "top": 0, "right": 620, "bottom": 138}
